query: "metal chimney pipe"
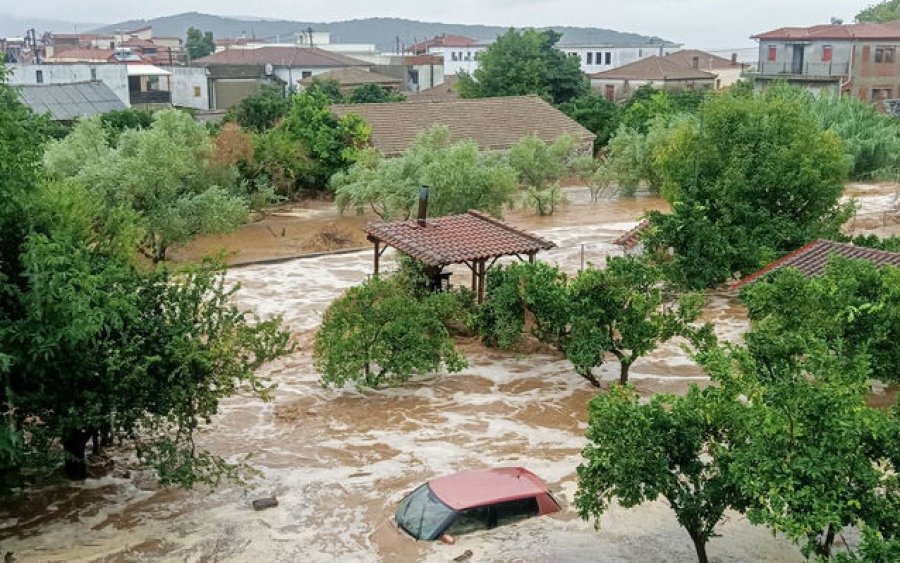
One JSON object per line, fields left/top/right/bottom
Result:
{"left": 417, "top": 185, "right": 429, "bottom": 227}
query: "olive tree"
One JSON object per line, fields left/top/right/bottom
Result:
{"left": 507, "top": 134, "right": 595, "bottom": 216}
{"left": 333, "top": 125, "right": 518, "bottom": 220}
{"left": 44, "top": 111, "right": 250, "bottom": 262}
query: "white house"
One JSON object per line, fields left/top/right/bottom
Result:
{"left": 558, "top": 42, "right": 682, "bottom": 74}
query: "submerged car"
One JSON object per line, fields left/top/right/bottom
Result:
{"left": 395, "top": 467, "right": 560, "bottom": 541}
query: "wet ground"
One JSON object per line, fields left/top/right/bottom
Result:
{"left": 2, "top": 186, "right": 897, "bottom": 562}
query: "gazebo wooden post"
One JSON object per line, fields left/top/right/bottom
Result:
{"left": 529, "top": 251, "right": 536, "bottom": 264}
{"left": 477, "top": 260, "right": 486, "bottom": 303}
{"left": 373, "top": 240, "right": 381, "bottom": 276}
{"left": 469, "top": 261, "right": 477, "bottom": 292}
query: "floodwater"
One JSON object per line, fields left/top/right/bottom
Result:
{"left": 2, "top": 187, "right": 896, "bottom": 562}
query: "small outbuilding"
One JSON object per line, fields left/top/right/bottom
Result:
{"left": 363, "top": 194, "right": 555, "bottom": 302}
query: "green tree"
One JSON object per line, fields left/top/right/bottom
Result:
{"left": 856, "top": 0, "right": 900, "bottom": 22}
{"left": 99, "top": 107, "right": 154, "bottom": 143}
{"left": 557, "top": 92, "right": 621, "bottom": 152}
{"left": 695, "top": 336, "right": 899, "bottom": 559}
{"left": 345, "top": 82, "right": 406, "bottom": 103}
{"left": 0, "top": 68, "right": 292, "bottom": 486}
{"left": 577, "top": 383, "right": 748, "bottom": 563}
{"left": 508, "top": 134, "right": 595, "bottom": 216}
{"left": 314, "top": 276, "right": 467, "bottom": 388}
{"left": 43, "top": 111, "right": 250, "bottom": 262}
{"left": 223, "top": 85, "right": 290, "bottom": 132}
{"left": 644, "top": 88, "right": 851, "bottom": 289}
{"left": 457, "top": 28, "right": 587, "bottom": 104}
{"left": 332, "top": 125, "right": 518, "bottom": 220}
{"left": 477, "top": 257, "right": 703, "bottom": 386}
{"left": 304, "top": 78, "right": 344, "bottom": 103}
{"left": 185, "top": 27, "right": 215, "bottom": 60}
{"left": 270, "top": 88, "right": 370, "bottom": 191}
{"left": 740, "top": 257, "right": 900, "bottom": 384}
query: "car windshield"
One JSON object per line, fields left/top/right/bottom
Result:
{"left": 395, "top": 484, "right": 457, "bottom": 540}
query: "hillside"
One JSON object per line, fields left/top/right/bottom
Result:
{"left": 90, "top": 12, "right": 677, "bottom": 51}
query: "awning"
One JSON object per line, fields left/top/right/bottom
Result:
{"left": 126, "top": 64, "right": 171, "bottom": 76}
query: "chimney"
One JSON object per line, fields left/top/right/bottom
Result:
{"left": 417, "top": 185, "right": 429, "bottom": 227}
{"left": 691, "top": 55, "right": 699, "bottom": 69}
{"left": 731, "top": 52, "right": 738, "bottom": 64}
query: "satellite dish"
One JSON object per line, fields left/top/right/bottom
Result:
{"left": 264, "top": 63, "right": 274, "bottom": 75}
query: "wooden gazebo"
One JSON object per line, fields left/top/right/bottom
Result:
{"left": 364, "top": 209, "right": 556, "bottom": 302}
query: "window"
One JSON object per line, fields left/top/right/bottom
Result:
{"left": 822, "top": 45, "right": 833, "bottom": 62}
{"left": 768, "top": 45, "right": 777, "bottom": 62}
{"left": 301, "top": 71, "right": 312, "bottom": 79}
{"left": 495, "top": 497, "right": 539, "bottom": 526}
{"left": 35, "top": 70, "right": 43, "bottom": 84}
{"left": 874, "top": 45, "right": 896, "bottom": 63}
{"left": 595, "top": 52, "right": 602, "bottom": 64}
{"left": 605, "top": 52, "right": 611, "bottom": 65}
{"left": 193, "top": 86, "right": 202, "bottom": 97}
{"left": 872, "top": 87, "right": 893, "bottom": 101}
{"left": 451, "top": 52, "right": 458, "bottom": 61}
{"left": 445, "top": 506, "right": 491, "bottom": 536}
{"left": 587, "top": 52, "right": 593, "bottom": 65}
{"left": 90, "top": 67, "right": 97, "bottom": 80}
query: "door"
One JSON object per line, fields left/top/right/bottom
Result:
{"left": 604, "top": 84, "right": 615, "bottom": 101}
{"left": 792, "top": 45, "right": 805, "bottom": 74}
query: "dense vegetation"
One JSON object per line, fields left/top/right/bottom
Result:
{"left": 185, "top": 26, "right": 215, "bottom": 60}
{"left": 855, "top": 0, "right": 900, "bottom": 23}
{"left": 0, "top": 68, "right": 291, "bottom": 488}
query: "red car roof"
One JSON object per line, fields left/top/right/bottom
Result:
{"left": 428, "top": 467, "right": 551, "bottom": 510}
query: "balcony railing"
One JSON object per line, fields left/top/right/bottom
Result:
{"left": 129, "top": 90, "right": 172, "bottom": 105}
{"left": 756, "top": 61, "right": 850, "bottom": 78}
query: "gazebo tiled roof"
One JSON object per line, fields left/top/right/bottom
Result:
{"left": 364, "top": 210, "right": 555, "bottom": 267}
{"left": 733, "top": 239, "right": 900, "bottom": 288}
{"left": 613, "top": 219, "right": 651, "bottom": 250}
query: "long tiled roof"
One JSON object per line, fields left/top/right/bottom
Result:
{"left": 733, "top": 239, "right": 900, "bottom": 288}
{"left": 16, "top": 81, "right": 127, "bottom": 121}
{"left": 662, "top": 49, "right": 741, "bottom": 71}
{"left": 300, "top": 67, "right": 400, "bottom": 87}
{"left": 406, "top": 76, "right": 460, "bottom": 102}
{"left": 589, "top": 56, "right": 717, "bottom": 81}
{"left": 753, "top": 21, "right": 900, "bottom": 41}
{"left": 364, "top": 210, "right": 556, "bottom": 266}
{"left": 332, "top": 95, "right": 595, "bottom": 156}
{"left": 194, "top": 47, "right": 368, "bottom": 68}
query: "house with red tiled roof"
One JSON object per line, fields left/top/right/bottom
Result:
{"left": 661, "top": 49, "right": 745, "bottom": 89}
{"left": 752, "top": 20, "right": 900, "bottom": 105}
{"left": 733, "top": 239, "right": 900, "bottom": 288}
{"left": 332, "top": 95, "right": 596, "bottom": 156}
{"left": 407, "top": 34, "right": 488, "bottom": 76}
{"left": 589, "top": 56, "right": 716, "bottom": 101}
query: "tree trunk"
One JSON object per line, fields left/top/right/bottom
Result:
{"left": 688, "top": 531, "right": 709, "bottom": 563}
{"left": 577, "top": 369, "right": 602, "bottom": 388}
{"left": 618, "top": 361, "right": 632, "bottom": 385}
{"left": 816, "top": 524, "right": 835, "bottom": 558}
{"left": 63, "top": 428, "right": 92, "bottom": 480}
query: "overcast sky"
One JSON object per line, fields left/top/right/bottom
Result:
{"left": 7, "top": 0, "right": 875, "bottom": 48}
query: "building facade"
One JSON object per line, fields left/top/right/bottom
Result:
{"left": 559, "top": 42, "right": 681, "bottom": 74}
{"left": 752, "top": 21, "right": 900, "bottom": 103}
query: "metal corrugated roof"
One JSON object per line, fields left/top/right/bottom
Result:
{"left": 16, "top": 81, "right": 127, "bottom": 120}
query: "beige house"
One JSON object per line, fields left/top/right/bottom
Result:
{"left": 299, "top": 67, "right": 402, "bottom": 93}
{"left": 589, "top": 56, "right": 716, "bottom": 101}
{"left": 661, "top": 49, "right": 745, "bottom": 89}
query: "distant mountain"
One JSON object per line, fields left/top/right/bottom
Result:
{"left": 91, "top": 12, "right": 677, "bottom": 51}
{"left": 0, "top": 15, "right": 106, "bottom": 38}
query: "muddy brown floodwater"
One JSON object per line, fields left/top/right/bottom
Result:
{"left": 2, "top": 186, "right": 896, "bottom": 562}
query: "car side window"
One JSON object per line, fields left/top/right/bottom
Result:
{"left": 445, "top": 505, "right": 491, "bottom": 536}
{"left": 495, "top": 496, "right": 539, "bottom": 526}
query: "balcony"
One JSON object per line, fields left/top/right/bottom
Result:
{"left": 129, "top": 89, "right": 172, "bottom": 105}
{"left": 756, "top": 61, "right": 849, "bottom": 79}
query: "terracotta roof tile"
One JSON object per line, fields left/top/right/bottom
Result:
{"left": 300, "top": 67, "right": 400, "bottom": 87}
{"left": 662, "top": 49, "right": 742, "bottom": 71}
{"left": 733, "top": 239, "right": 900, "bottom": 288}
{"left": 613, "top": 219, "right": 651, "bottom": 249}
{"left": 589, "top": 56, "right": 717, "bottom": 81}
{"left": 408, "top": 34, "right": 477, "bottom": 52}
{"left": 752, "top": 21, "right": 900, "bottom": 41}
{"left": 333, "top": 95, "right": 595, "bottom": 156}
{"left": 364, "top": 210, "right": 556, "bottom": 266}
{"left": 406, "top": 76, "right": 459, "bottom": 102}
